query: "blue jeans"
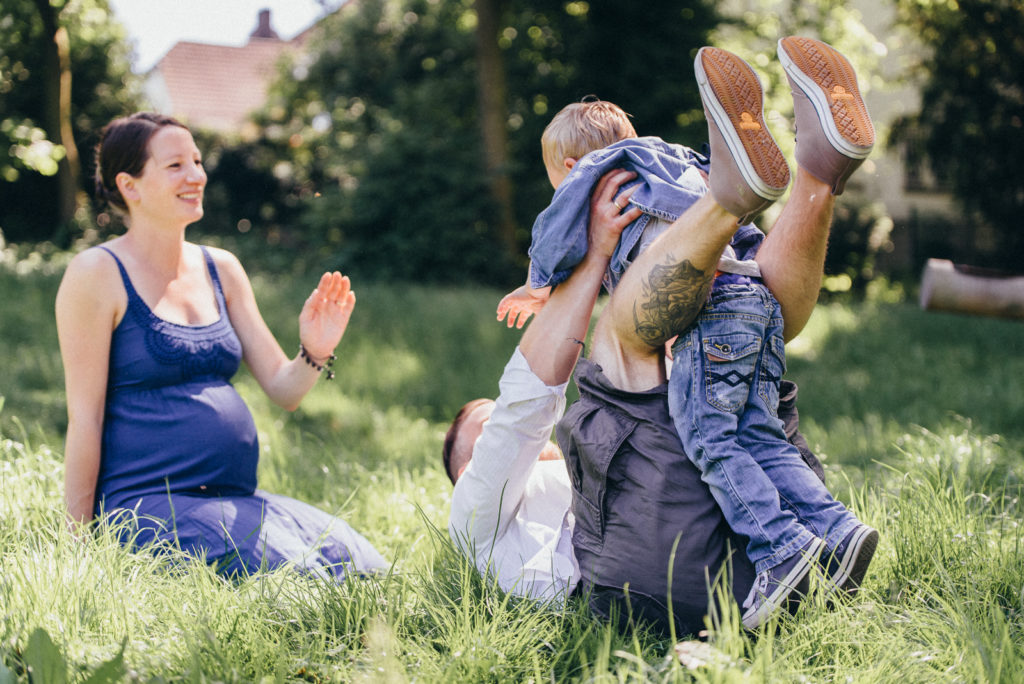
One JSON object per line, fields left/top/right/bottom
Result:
{"left": 669, "top": 283, "right": 858, "bottom": 574}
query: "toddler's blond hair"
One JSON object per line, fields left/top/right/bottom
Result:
{"left": 541, "top": 99, "right": 637, "bottom": 171}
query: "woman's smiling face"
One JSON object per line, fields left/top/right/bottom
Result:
{"left": 124, "top": 125, "right": 207, "bottom": 225}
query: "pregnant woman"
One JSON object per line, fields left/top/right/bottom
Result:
{"left": 56, "top": 112, "right": 386, "bottom": 579}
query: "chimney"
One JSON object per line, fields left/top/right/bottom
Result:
{"left": 250, "top": 9, "right": 281, "bottom": 40}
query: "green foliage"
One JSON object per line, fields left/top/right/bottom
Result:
{"left": 0, "top": 0, "right": 142, "bottom": 244}
{"left": 0, "top": 246, "right": 71, "bottom": 444}
{"left": 496, "top": 0, "right": 722, "bottom": 170}
{"left": 257, "top": 0, "right": 515, "bottom": 284}
{"left": 890, "top": 0, "right": 1024, "bottom": 271}
{"left": 186, "top": 131, "right": 310, "bottom": 273}
{"left": 824, "top": 197, "right": 897, "bottom": 291}
{"left": 255, "top": 0, "right": 722, "bottom": 285}
{"left": 5, "top": 628, "right": 125, "bottom": 684}
{"left": 0, "top": 121, "right": 64, "bottom": 179}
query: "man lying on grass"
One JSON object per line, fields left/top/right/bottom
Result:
{"left": 443, "top": 163, "right": 830, "bottom": 631}
{"left": 442, "top": 163, "right": 828, "bottom": 629}
{"left": 444, "top": 38, "right": 880, "bottom": 634}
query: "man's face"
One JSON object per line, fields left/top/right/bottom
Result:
{"left": 453, "top": 401, "right": 495, "bottom": 480}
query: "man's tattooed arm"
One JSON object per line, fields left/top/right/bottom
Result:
{"left": 631, "top": 254, "right": 713, "bottom": 347}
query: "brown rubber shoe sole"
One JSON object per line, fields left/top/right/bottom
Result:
{"left": 696, "top": 47, "right": 791, "bottom": 199}
{"left": 778, "top": 36, "right": 874, "bottom": 157}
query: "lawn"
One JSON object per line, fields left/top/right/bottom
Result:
{"left": 2, "top": 245, "right": 1023, "bottom": 682}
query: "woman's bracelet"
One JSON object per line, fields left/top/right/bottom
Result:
{"left": 299, "top": 344, "right": 336, "bottom": 380}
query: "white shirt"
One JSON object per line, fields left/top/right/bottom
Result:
{"left": 448, "top": 347, "right": 579, "bottom": 601}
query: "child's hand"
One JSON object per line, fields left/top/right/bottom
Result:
{"left": 497, "top": 285, "right": 551, "bottom": 329}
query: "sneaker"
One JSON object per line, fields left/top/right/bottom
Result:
{"left": 741, "top": 537, "right": 825, "bottom": 630}
{"left": 821, "top": 524, "right": 879, "bottom": 600}
{"left": 777, "top": 36, "right": 875, "bottom": 195}
{"left": 694, "top": 46, "right": 791, "bottom": 225}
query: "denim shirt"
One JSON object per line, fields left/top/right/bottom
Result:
{"left": 527, "top": 136, "right": 764, "bottom": 292}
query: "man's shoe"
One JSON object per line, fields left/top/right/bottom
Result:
{"left": 777, "top": 36, "right": 875, "bottom": 195}
{"left": 741, "top": 537, "right": 824, "bottom": 630}
{"left": 695, "top": 46, "right": 791, "bottom": 225}
{"left": 821, "top": 524, "right": 879, "bottom": 600}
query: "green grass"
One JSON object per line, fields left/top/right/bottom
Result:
{"left": 2, "top": 246, "right": 1023, "bottom": 682}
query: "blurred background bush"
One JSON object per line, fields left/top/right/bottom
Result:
{"left": 3, "top": 0, "right": 1022, "bottom": 292}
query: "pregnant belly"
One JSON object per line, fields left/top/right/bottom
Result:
{"left": 99, "top": 381, "right": 259, "bottom": 510}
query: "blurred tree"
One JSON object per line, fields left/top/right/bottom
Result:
{"left": 475, "top": 0, "right": 516, "bottom": 259}
{"left": 260, "top": 0, "right": 721, "bottom": 285}
{"left": 0, "top": 0, "right": 141, "bottom": 244}
{"left": 499, "top": 0, "right": 721, "bottom": 249}
{"left": 258, "top": 0, "right": 504, "bottom": 282}
{"left": 890, "top": 0, "right": 1024, "bottom": 272}
{"left": 31, "top": 0, "right": 79, "bottom": 229}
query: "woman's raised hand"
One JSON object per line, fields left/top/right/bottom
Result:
{"left": 298, "top": 272, "right": 356, "bottom": 361}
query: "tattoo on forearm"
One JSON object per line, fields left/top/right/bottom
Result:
{"left": 632, "top": 255, "right": 712, "bottom": 346}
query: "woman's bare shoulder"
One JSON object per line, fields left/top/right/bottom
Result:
{"left": 200, "top": 244, "right": 245, "bottom": 273}
{"left": 63, "top": 243, "right": 123, "bottom": 281}
{"left": 57, "top": 243, "right": 126, "bottom": 313}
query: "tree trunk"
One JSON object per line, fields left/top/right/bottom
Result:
{"left": 474, "top": 0, "right": 517, "bottom": 262}
{"left": 33, "top": 0, "right": 80, "bottom": 229}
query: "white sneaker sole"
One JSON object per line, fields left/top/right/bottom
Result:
{"left": 741, "top": 537, "right": 825, "bottom": 630}
{"left": 824, "top": 525, "right": 879, "bottom": 599}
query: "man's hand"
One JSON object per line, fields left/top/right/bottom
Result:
{"left": 587, "top": 169, "right": 644, "bottom": 262}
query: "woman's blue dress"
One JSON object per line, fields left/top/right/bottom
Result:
{"left": 95, "top": 245, "right": 387, "bottom": 579}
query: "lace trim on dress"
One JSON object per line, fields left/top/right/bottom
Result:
{"left": 99, "top": 245, "right": 243, "bottom": 378}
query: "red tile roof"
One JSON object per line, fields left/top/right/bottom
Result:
{"left": 148, "top": 36, "right": 299, "bottom": 133}
{"left": 147, "top": 6, "right": 335, "bottom": 134}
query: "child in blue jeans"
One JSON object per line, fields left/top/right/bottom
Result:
{"left": 500, "top": 39, "right": 879, "bottom": 629}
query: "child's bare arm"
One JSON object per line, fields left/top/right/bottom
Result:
{"left": 500, "top": 168, "right": 641, "bottom": 330}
